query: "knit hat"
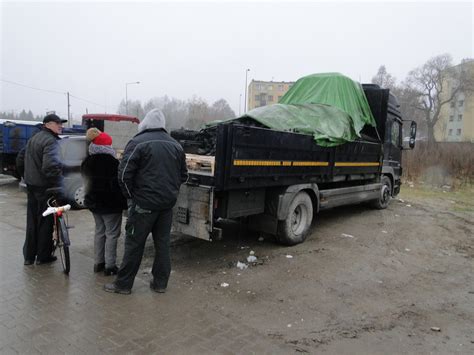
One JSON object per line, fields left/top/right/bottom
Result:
{"left": 93, "top": 132, "right": 113, "bottom": 146}
{"left": 86, "top": 127, "right": 101, "bottom": 142}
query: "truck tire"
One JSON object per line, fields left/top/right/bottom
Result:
{"left": 372, "top": 176, "right": 392, "bottom": 210}
{"left": 277, "top": 191, "right": 313, "bottom": 246}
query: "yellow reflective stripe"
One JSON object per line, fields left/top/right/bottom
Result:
{"left": 291, "top": 161, "right": 329, "bottom": 166}
{"left": 334, "top": 162, "right": 380, "bottom": 167}
{"left": 232, "top": 160, "right": 379, "bottom": 167}
{"left": 233, "top": 160, "right": 329, "bottom": 167}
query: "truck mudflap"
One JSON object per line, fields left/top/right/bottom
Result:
{"left": 172, "top": 184, "right": 219, "bottom": 241}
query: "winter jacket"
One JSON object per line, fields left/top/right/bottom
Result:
{"left": 81, "top": 153, "right": 127, "bottom": 214}
{"left": 17, "top": 127, "right": 63, "bottom": 189}
{"left": 118, "top": 120, "right": 188, "bottom": 211}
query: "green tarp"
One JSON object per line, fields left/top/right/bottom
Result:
{"left": 278, "top": 72, "right": 376, "bottom": 135}
{"left": 242, "top": 103, "right": 358, "bottom": 147}
{"left": 207, "top": 73, "right": 377, "bottom": 147}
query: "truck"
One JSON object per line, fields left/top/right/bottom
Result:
{"left": 170, "top": 74, "right": 417, "bottom": 245}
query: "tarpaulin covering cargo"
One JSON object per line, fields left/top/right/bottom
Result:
{"left": 209, "top": 73, "right": 377, "bottom": 147}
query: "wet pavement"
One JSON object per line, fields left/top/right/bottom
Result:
{"left": 0, "top": 177, "right": 289, "bottom": 354}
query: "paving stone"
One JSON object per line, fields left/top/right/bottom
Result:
{"left": 0, "top": 183, "right": 294, "bottom": 354}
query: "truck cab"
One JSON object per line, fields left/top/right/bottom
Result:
{"left": 363, "top": 84, "right": 416, "bottom": 197}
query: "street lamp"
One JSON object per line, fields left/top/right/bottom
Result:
{"left": 125, "top": 81, "right": 140, "bottom": 115}
{"left": 244, "top": 69, "right": 250, "bottom": 113}
{"left": 239, "top": 93, "right": 242, "bottom": 116}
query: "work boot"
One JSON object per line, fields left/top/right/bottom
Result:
{"left": 36, "top": 256, "right": 57, "bottom": 265}
{"left": 94, "top": 262, "right": 105, "bottom": 273}
{"left": 24, "top": 259, "right": 35, "bottom": 266}
{"left": 150, "top": 281, "right": 166, "bottom": 293}
{"left": 103, "top": 283, "right": 131, "bottom": 295}
{"left": 104, "top": 266, "right": 118, "bottom": 276}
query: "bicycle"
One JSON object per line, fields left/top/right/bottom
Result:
{"left": 43, "top": 197, "right": 72, "bottom": 274}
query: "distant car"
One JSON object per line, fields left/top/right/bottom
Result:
{"left": 19, "top": 135, "right": 88, "bottom": 209}
{"left": 60, "top": 135, "right": 88, "bottom": 208}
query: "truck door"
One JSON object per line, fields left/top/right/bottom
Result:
{"left": 385, "top": 117, "right": 402, "bottom": 179}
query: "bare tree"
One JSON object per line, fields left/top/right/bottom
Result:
{"left": 405, "top": 54, "right": 474, "bottom": 144}
{"left": 117, "top": 99, "right": 145, "bottom": 120}
{"left": 372, "top": 65, "right": 396, "bottom": 89}
{"left": 209, "top": 99, "right": 236, "bottom": 121}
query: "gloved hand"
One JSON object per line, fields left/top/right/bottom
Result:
{"left": 46, "top": 187, "right": 67, "bottom": 206}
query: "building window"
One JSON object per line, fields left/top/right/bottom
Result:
{"left": 256, "top": 84, "right": 262, "bottom": 90}
{"left": 278, "top": 85, "right": 284, "bottom": 91}
{"left": 255, "top": 95, "right": 259, "bottom": 101}
{"left": 456, "top": 129, "right": 461, "bottom": 136}
{"left": 450, "top": 101, "right": 455, "bottom": 108}
{"left": 448, "top": 129, "right": 453, "bottom": 136}
{"left": 267, "top": 85, "right": 273, "bottom": 91}
{"left": 449, "top": 115, "right": 454, "bottom": 121}
{"left": 458, "top": 100, "right": 464, "bottom": 107}
{"left": 278, "top": 96, "right": 282, "bottom": 101}
{"left": 458, "top": 114, "right": 463, "bottom": 121}
{"left": 268, "top": 95, "right": 273, "bottom": 101}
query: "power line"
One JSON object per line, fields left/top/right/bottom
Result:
{"left": 69, "top": 93, "right": 106, "bottom": 109}
{"left": 0, "top": 78, "right": 65, "bottom": 95}
{"left": 1, "top": 78, "right": 107, "bottom": 109}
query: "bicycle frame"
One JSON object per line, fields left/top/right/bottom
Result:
{"left": 43, "top": 198, "right": 72, "bottom": 274}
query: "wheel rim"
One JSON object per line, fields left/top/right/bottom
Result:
{"left": 74, "top": 186, "right": 85, "bottom": 207}
{"left": 381, "top": 184, "right": 390, "bottom": 205}
{"left": 291, "top": 204, "right": 308, "bottom": 235}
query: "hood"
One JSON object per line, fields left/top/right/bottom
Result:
{"left": 138, "top": 109, "right": 166, "bottom": 132}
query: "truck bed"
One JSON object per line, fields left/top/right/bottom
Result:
{"left": 184, "top": 124, "right": 382, "bottom": 191}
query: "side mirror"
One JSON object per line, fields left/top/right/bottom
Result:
{"left": 402, "top": 120, "right": 417, "bottom": 150}
{"left": 409, "top": 121, "right": 417, "bottom": 149}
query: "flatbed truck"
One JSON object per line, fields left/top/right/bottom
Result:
{"left": 171, "top": 84, "right": 417, "bottom": 245}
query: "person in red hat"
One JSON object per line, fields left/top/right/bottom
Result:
{"left": 81, "top": 129, "right": 127, "bottom": 275}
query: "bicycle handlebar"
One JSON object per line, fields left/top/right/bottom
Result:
{"left": 42, "top": 204, "right": 71, "bottom": 217}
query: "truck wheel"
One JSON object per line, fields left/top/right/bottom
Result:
{"left": 277, "top": 191, "right": 313, "bottom": 246}
{"left": 372, "top": 176, "right": 392, "bottom": 209}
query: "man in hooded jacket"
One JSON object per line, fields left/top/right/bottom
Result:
{"left": 104, "top": 108, "right": 188, "bottom": 294}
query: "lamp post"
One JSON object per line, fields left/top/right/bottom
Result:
{"left": 125, "top": 81, "right": 140, "bottom": 115}
{"left": 239, "top": 93, "right": 242, "bottom": 116}
{"left": 244, "top": 69, "right": 250, "bottom": 113}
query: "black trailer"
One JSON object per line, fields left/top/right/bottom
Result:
{"left": 172, "top": 85, "right": 416, "bottom": 245}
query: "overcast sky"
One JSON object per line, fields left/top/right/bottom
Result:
{"left": 1, "top": 1, "right": 472, "bottom": 121}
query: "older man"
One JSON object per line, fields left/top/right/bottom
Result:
{"left": 104, "top": 109, "right": 188, "bottom": 295}
{"left": 17, "top": 113, "right": 67, "bottom": 265}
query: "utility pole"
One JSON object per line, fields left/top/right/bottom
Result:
{"left": 67, "top": 92, "right": 71, "bottom": 127}
{"left": 244, "top": 69, "right": 250, "bottom": 113}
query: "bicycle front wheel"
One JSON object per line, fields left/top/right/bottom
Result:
{"left": 58, "top": 217, "right": 71, "bottom": 274}
{"left": 59, "top": 245, "right": 70, "bottom": 274}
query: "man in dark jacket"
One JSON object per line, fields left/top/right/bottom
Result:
{"left": 81, "top": 130, "right": 127, "bottom": 276}
{"left": 17, "top": 113, "right": 67, "bottom": 265}
{"left": 104, "top": 109, "right": 188, "bottom": 294}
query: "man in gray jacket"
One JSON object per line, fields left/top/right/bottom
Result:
{"left": 104, "top": 109, "right": 188, "bottom": 294}
{"left": 17, "top": 113, "right": 67, "bottom": 265}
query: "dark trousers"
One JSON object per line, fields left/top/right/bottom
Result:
{"left": 24, "top": 186, "right": 54, "bottom": 261}
{"left": 115, "top": 205, "right": 173, "bottom": 290}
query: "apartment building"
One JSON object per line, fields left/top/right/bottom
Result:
{"left": 247, "top": 80, "right": 295, "bottom": 110}
{"left": 435, "top": 60, "right": 474, "bottom": 142}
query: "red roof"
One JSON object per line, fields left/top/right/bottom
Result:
{"left": 82, "top": 114, "right": 140, "bottom": 124}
